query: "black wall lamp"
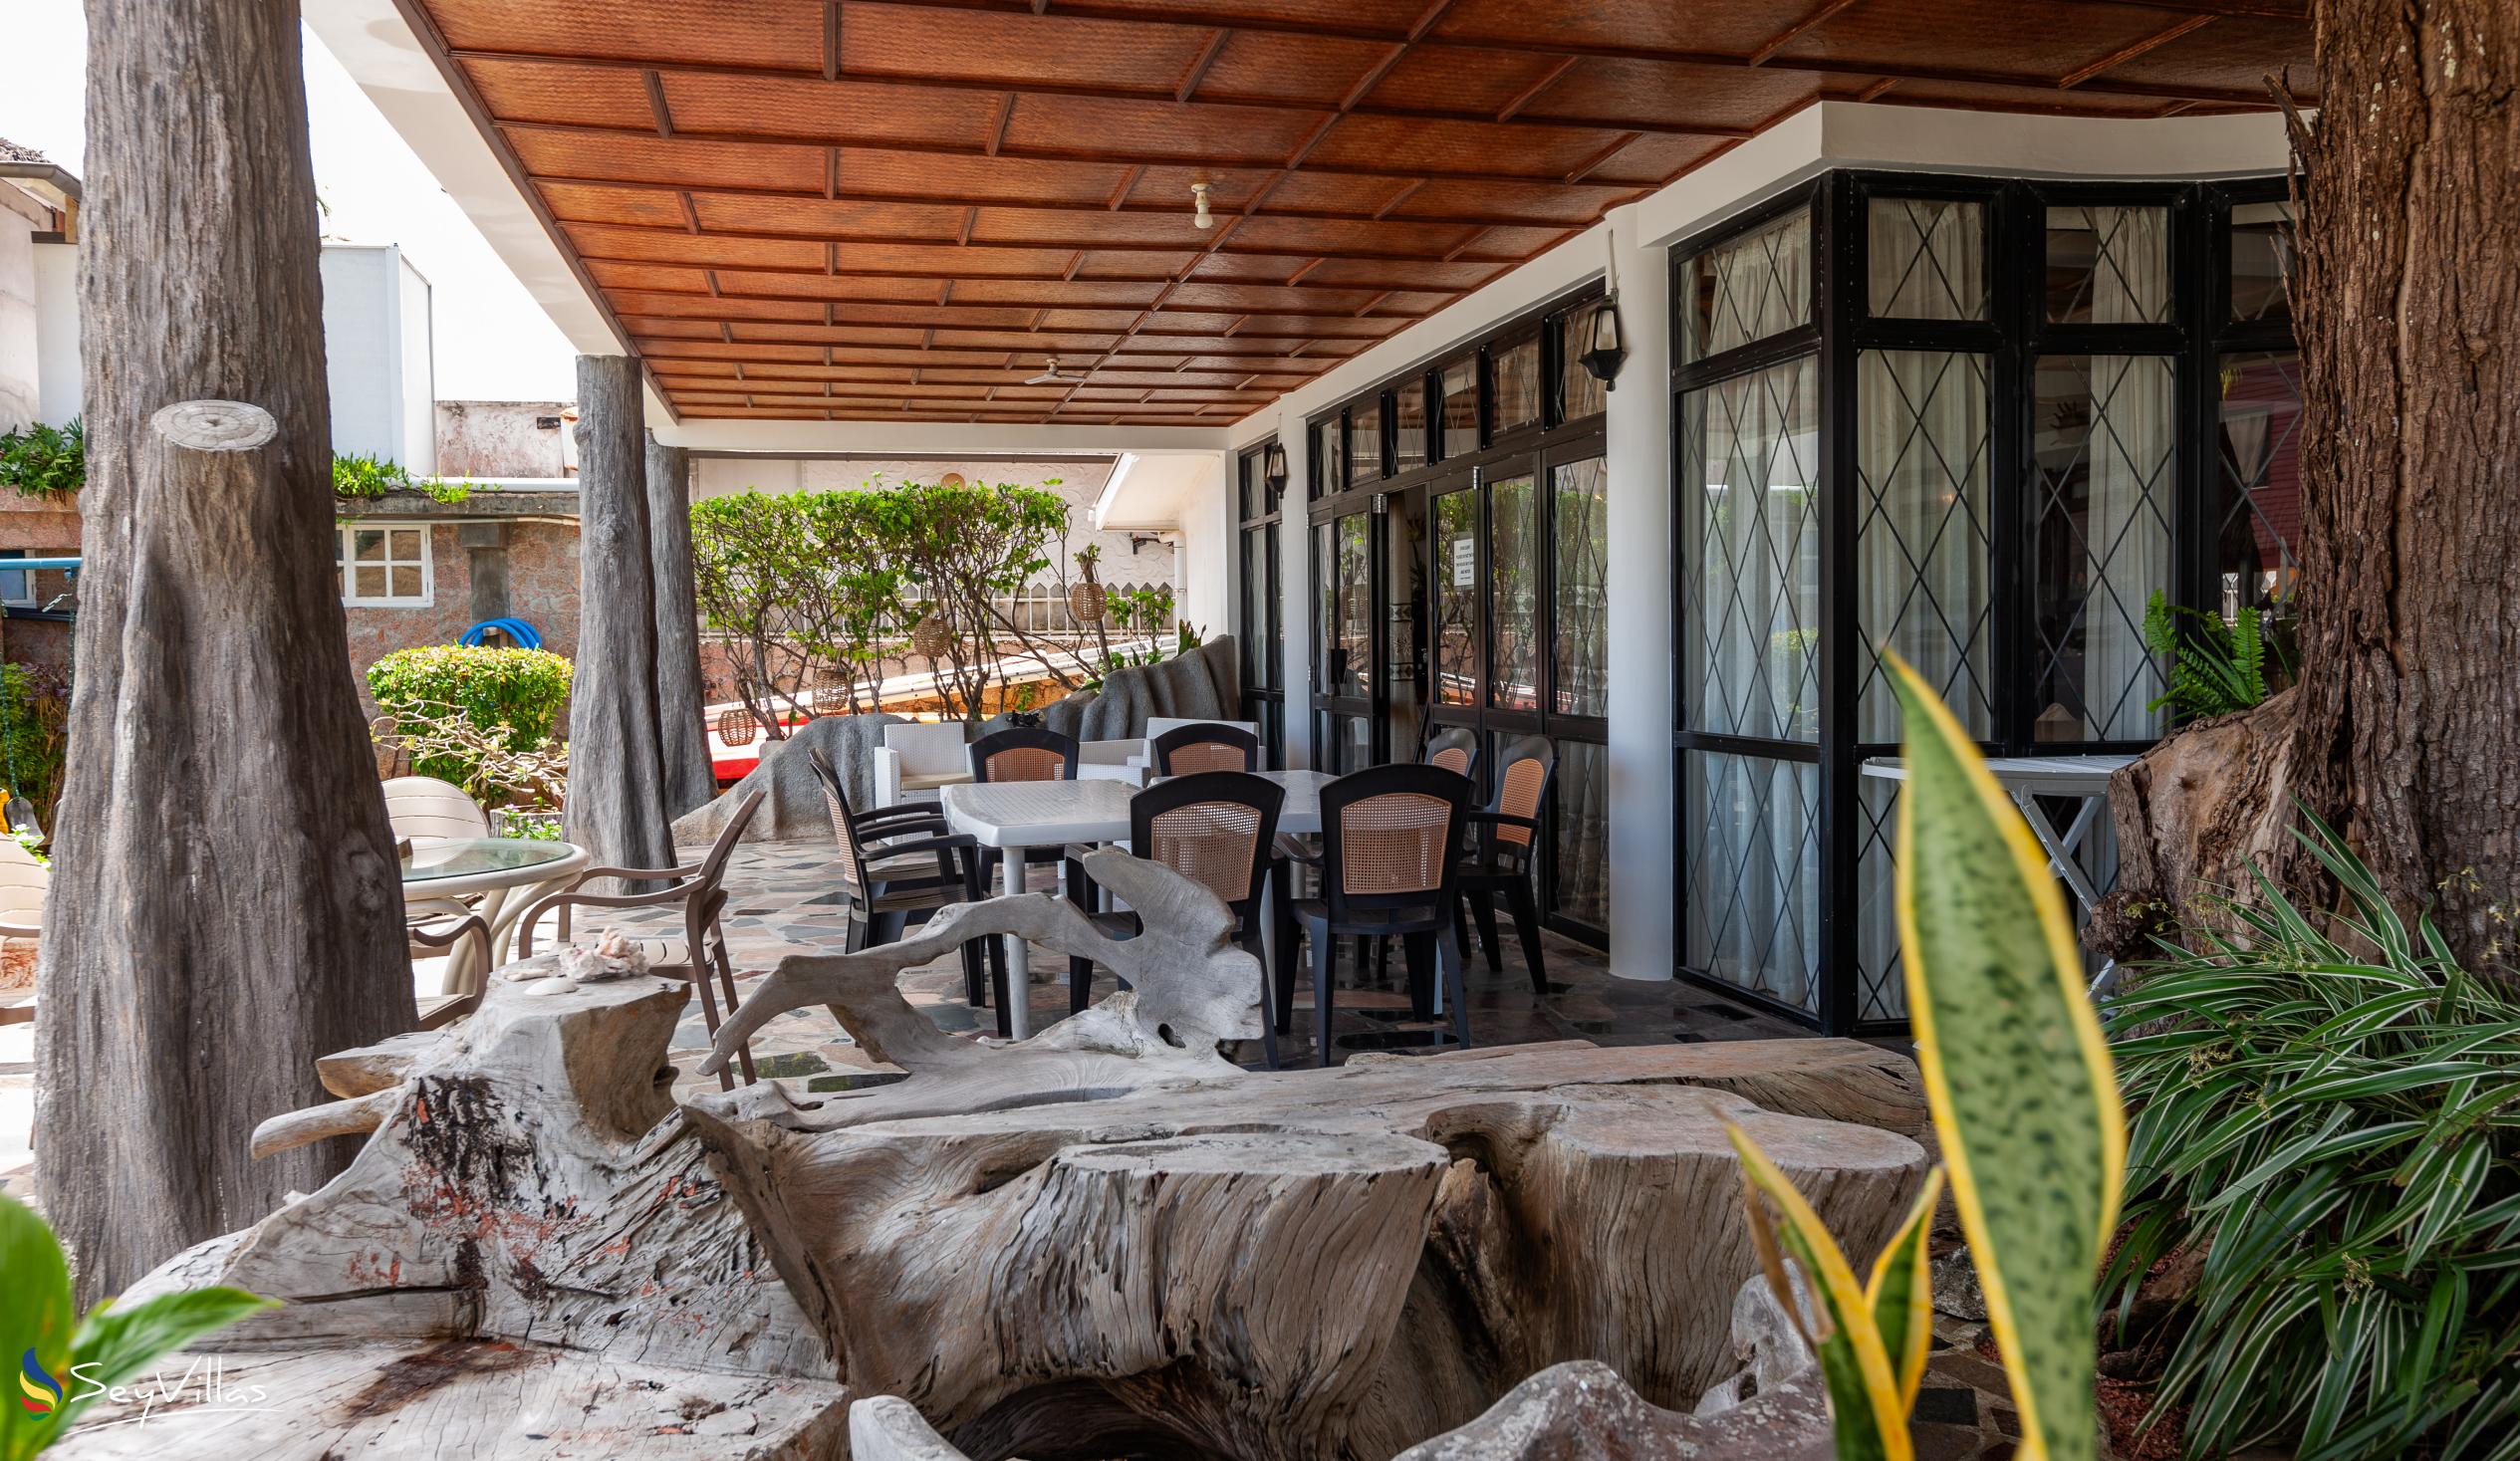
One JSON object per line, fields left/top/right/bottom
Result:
{"left": 1261, "top": 438, "right": 1289, "bottom": 494}
{"left": 1576, "top": 296, "right": 1627, "bottom": 390}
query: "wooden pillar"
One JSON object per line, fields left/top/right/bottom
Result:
{"left": 645, "top": 433, "right": 713, "bottom": 816}
{"left": 37, "top": 0, "right": 411, "bottom": 1299}
{"left": 564, "top": 358, "right": 674, "bottom": 874}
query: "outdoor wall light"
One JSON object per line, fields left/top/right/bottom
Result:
{"left": 1261, "top": 439, "right": 1289, "bottom": 492}
{"left": 1190, "top": 181, "right": 1214, "bottom": 230}
{"left": 1577, "top": 297, "right": 1627, "bottom": 390}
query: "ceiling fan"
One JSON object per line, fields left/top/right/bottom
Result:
{"left": 1025, "top": 356, "right": 1086, "bottom": 385}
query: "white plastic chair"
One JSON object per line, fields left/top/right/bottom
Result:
{"left": 1077, "top": 739, "right": 1149, "bottom": 786}
{"left": 382, "top": 776, "right": 492, "bottom": 845}
{"left": 875, "top": 722, "right": 972, "bottom": 806}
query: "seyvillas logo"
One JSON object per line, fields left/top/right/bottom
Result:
{"left": 19, "top": 1349, "right": 62, "bottom": 1415}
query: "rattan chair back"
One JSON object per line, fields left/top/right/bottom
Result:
{"left": 1150, "top": 722, "right": 1260, "bottom": 776}
{"left": 1130, "top": 771, "right": 1284, "bottom": 909}
{"left": 970, "top": 725, "right": 1079, "bottom": 783}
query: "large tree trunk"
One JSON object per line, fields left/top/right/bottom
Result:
{"left": 644, "top": 433, "right": 714, "bottom": 817}
{"left": 2111, "top": 0, "right": 2520, "bottom": 959}
{"left": 563, "top": 358, "right": 673, "bottom": 874}
{"left": 2282, "top": 0, "right": 2520, "bottom": 951}
{"left": 36, "top": 0, "right": 413, "bottom": 1300}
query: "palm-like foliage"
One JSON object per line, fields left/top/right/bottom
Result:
{"left": 2142, "top": 591, "right": 2278, "bottom": 720}
{"left": 2104, "top": 821, "right": 2520, "bottom": 1460}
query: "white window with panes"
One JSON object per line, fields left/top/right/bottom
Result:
{"left": 336, "top": 523, "right": 432, "bottom": 607}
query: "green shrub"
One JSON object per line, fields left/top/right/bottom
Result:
{"left": 2142, "top": 591, "right": 2288, "bottom": 720}
{"left": 368, "top": 645, "right": 572, "bottom": 787}
{"left": 331, "top": 451, "right": 411, "bottom": 500}
{"left": 0, "top": 418, "right": 84, "bottom": 499}
{"left": 0, "top": 662, "right": 68, "bottom": 835}
{"left": 2105, "top": 821, "right": 2520, "bottom": 1460}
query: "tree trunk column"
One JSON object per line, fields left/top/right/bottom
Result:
{"left": 39, "top": 0, "right": 411, "bottom": 1301}
{"left": 565, "top": 358, "right": 673, "bottom": 876}
{"left": 645, "top": 434, "right": 713, "bottom": 816}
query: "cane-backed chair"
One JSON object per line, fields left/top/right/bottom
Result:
{"left": 1289, "top": 764, "right": 1474, "bottom": 1066}
{"left": 1064, "top": 772, "right": 1286, "bottom": 1067}
{"left": 1148, "top": 722, "right": 1261, "bottom": 776}
{"left": 1457, "top": 735, "right": 1559, "bottom": 994}
{"left": 805, "top": 745, "right": 1008, "bottom": 1032}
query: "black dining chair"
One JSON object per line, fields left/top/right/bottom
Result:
{"left": 1065, "top": 771, "right": 1286, "bottom": 1068}
{"left": 1149, "top": 722, "right": 1261, "bottom": 776}
{"left": 1456, "top": 734, "right": 1558, "bottom": 994}
{"left": 804, "top": 745, "right": 1012, "bottom": 1032}
{"left": 1288, "top": 763, "right": 1475, "bottom": 1067}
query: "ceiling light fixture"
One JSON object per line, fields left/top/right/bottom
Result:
{"left": 1026, "top": 356, "right": 1085, "bottom": 385}
{"left": 1190, "top": 181, "right": 1214, "bottom": 230}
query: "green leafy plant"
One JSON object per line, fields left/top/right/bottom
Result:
{"left": 2104, "top": 821, "right": 2520, "bottom": 1461}
{"left": 330, "top": 451, "right": 411, "bottom": 500}
{"left": 2143, "top": 591, "right": 2283, "bottom": 719}
{"left": 0, "top": 1193, "right": 273, "bottom": 1458}
{"left": 367, "top": 645, "right": 573, "bottom": 791}
{"left": 0, "top": 663, "right": 68, "bottom": 837}
{"left": 1730, "top": 653, "right": 2126, "bottom": 1461}
{"left": 0, "top": 420, "right": 83, "bottom": 499}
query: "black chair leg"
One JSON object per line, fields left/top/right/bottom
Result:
{"left": 1402, "top": 931, "right": 1436, "bottom": 1026}
{"left": 1242, "top": 910, "right": 1280, "bottom": 1071}
{"left": 1440, "top": 925, "right": 1472, "bottom": 1052}
{"left": 1468, "top": 890, "right": 1505, "bottom": 972}
{"left": 1069, "top": 953, "right": 1096, "bottom": 1013}
{"left": 1310, "top": 916, "right": 1337, "bottom": 1068}
{"left": 1272, "top": 862, "right": 1300, "bottom": 1036}
{"left": 1505, "top": 876, "right": 1548, "bottom": 994}
{"left": 1374, "top": 934, "right": 1390, "bottom": 983}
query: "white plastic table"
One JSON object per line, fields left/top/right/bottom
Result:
{"left": 400, "top": 837, "right": 592, "bottom": 980}
{"left": 942, "top": 771, "right": 1334, "bottom": 1038}
{"left": 1861, "top": 754, "right": 2136, "bottom": 990}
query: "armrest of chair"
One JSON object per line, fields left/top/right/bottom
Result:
{"left": 874, "top": 746, "right": 905, "bottom": 806}
{"left": 860, "top": 815, "right": 956, "bottom": 845}
{"left": 515, "top": 883, "right": 700, "bottom": 957}
{"left": 855, "top": 800, "right": 935, "bottom": 827}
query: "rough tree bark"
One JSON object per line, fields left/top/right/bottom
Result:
{"left": 564, "top": 358, "right": 673, "bottom": 874}
{"left": 644, "top": 433, "right": 714, "bottom": 817}
{"left": 2109, "top": 0, "right": 2520, "bottom": 959}
{"left": 2282, "top": 0, "right": 2520, "bottom": 949}
{"left": 34, "top": 0, "right": 413, "bottom": 1300}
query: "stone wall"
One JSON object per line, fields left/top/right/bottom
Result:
{"left": 433, "top": 399, "right": 573, "bottom": 479}
{"left": 342, "top": 515, "right": 580, "bottom": 715}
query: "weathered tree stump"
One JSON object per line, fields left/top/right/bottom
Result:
{"left": 74, "top": 855, "right": 1927, "bottom": 1461}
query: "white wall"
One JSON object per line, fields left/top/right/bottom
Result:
{"left": 319, "top": 245, "right": 436, "bottom": 471}
{"left": 32, "top": 241, "right": 76, "bottom": 426}
{"left": 0, "top": 188, "right": 43, "bottom": 432}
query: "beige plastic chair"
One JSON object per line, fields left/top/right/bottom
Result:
{"left": 382, "top": 776, "right": 492, "bottom": 845}
{"left": 0, "top": 836, "right": 45, "bottom": 1027}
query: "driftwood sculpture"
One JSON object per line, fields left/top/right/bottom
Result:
{"left": 61, "top": 852, "right": 1931, "bottom": 1461}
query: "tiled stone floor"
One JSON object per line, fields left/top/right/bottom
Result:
{"left": 0, "top": 842, "right": 1817, "bottom": 1197}
{"left": 614, "top": 843, "right": 1814, "bottom": 1102}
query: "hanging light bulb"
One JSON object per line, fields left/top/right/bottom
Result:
{"left": 1190, "top": 181, "right": 1214, "bottom": 230}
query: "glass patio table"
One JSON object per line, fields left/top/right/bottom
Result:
{"left": 941, "top": 771, "right": 1333, "bottom": 1038}
{"left": 399, "top": 836, "right": 592, "bottom": 975}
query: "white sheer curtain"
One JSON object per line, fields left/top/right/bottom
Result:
{"left": 1868, "top": 199, "right": 1987, "bottom": 320}
{"left": 1857, "top": 350, "right": 1991, "bottom": 741}
{"left": 2080, "top": 207, "right": 2174, "bottom": 739}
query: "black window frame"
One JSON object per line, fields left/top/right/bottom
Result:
{"left": 1234, "top": 438, "right": 1287, "bottom": 768}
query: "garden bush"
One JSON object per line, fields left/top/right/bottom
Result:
{"left": 2105, "top": 820, "right": 2520, "bottom": 1461}
{"left": 367, "top": 645, "right": 572, "bottom": 790}
{"left": 0, "top": 662, "right": 69, "bottom": 836}
{"left": 0, "top": 418, "right": 84, "bottom": 499}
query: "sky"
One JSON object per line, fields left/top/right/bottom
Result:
{"left": 1, "top": 3, "right": 578, "bottom": 402}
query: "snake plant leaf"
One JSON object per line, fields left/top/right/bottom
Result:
{"left": 1728, "top": 1123, "right": 1912, "bottom": 1461}
{"left": 1866, "top": 1167, "right": 1946, "bottom": 1410}
{"left": 1888, "top": 652, "right": 2127, "bottom": 1461}
{"left": 0, "top": 1196, "right": 76, "bottom": 1461}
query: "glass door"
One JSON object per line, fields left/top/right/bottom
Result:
{"left": 1376, "top": 484, "right": 1430, "bottom": 761}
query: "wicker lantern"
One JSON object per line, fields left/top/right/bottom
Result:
{"left": 910, "top": 613, "right": 952, "bottom": 659}
{"left": 1067, "top": 581, "right": 1106, "bottom": 622}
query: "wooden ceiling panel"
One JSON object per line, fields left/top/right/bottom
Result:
{"left": 428, "top": 0, "right": 819, "bottom": 70}
{"left": 659, "top": 75, "right": 1004, "bottom": 150}
{"left": 1361, "top": 49, "right": 1575, "bottom": 119}
{"left": 1190, "top": 31, "right": 1394, "bottom": 108}
{"left": 842, "top": 6, "right": 1215, "bottom": 92}
{"left": 412, "top": 0, "right": 2306, "bottom": 424}
{"left": 1532, "top": 59, "right": 1823, "bottom": 133}
{"left": 2101, "top": 17, "right": 2317, "bottom": 95}
{"left": 461, "top": 57, "right": 654, "bottom": 129}
{"left": 1771, "top": 0, "right": 2212, "bottom": 88}
{"left": 1000, "top": 96, "right": 1327, "bottom": 167}
{"left": 691, "top": 194, "right": 969, "bottom": 241}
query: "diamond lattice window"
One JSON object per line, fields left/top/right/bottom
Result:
{"left": 2216, "top": 352, "right": 2304, "bottom": 613}
{"left": 1855, "top": 351, "right": 1994, "bottom": 742}
{"left": 1868, "top": 199, "right": 1987, "bottom": 321}
{"left": 1683, "top": 750, "right": 1821, "bottom": 1014}
{"left": 1682, "top": 355, "right": 1822, "bottom": 742}
{"left": 2030, "top": 355, "right": 2176, "bottom": 743}
{"left": 1682, "top": 206, "right": 1812, "bottom": 363}
{"left": 2046, "top": 206, "right": 2173, "bottom": 325}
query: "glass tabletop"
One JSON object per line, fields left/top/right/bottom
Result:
{"left": 400, "top": 837, "right": 578, "bottom": 884}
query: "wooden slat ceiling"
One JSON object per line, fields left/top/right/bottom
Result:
{"left": 403, "top": 0, "right": 2314, "bottom": 426}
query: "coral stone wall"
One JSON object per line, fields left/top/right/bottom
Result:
{"left": 342, "top": 517, "right": 580, "bottom": 717}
